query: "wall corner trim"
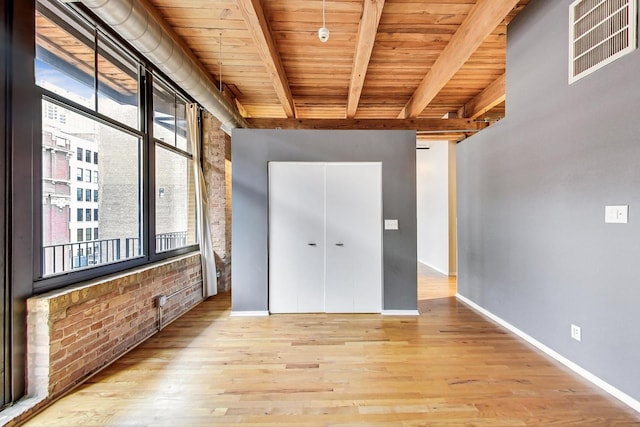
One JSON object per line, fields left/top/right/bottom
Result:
{"left": 230, "top": 311, "right": 270, "bottom": 317}
{"left": 456, "top": 293, "right": 640, "bottom": 414}
{"left": 382, "top": 310, "right": 420, "bottom": 316}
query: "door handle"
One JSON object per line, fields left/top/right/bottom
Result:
{"left": 308, "top": 243, "right": 317, "bottom": 246}
{"left": 335, "top": 243, "right": 344, "bottom": 247}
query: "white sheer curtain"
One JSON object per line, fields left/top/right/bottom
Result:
{"left": 187, "top": 104, "right": 217, "bottom": 298}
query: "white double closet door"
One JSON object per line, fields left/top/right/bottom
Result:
{"left": 269, "top": 162, "right": 382, "bottom": 313}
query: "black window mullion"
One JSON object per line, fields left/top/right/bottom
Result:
{"left": 145, "top": 70, "right": 155, "bottom": 259}
{"left": 10, "top": 0, "right": 37, "bottom": 403}
{"left": 173, "top": 91, "right": 178, "bottom": 148}
{"left": 93, "top": 27, "right": 99, "bottom": 112}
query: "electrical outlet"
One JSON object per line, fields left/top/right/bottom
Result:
{"left": 571, "top": 324, "right": 581, "bottom": 342}
{"left": 605, "top": 205, "right": 628, "bottom": 223}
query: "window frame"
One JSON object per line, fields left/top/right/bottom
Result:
{"left": 152, "top": 73, "right": 198, "bottom": 254}
{"left": 33, "top": 1, "right": 200, "bottom": 293}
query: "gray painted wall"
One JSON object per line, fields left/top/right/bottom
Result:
{"left": 232, "top": 129, "right": 417, "bottom": 312}
{"left": 457, "top": 0, "right": 640, "bottom": 402}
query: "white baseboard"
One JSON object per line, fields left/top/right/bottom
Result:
{"left": 456, "top": 293, "right": 640, "bottom": 414}
{"left": 418, "top": 260, "right": 452, "bottom": 276}
{"left": 382, "top": 310, "right": 420, "bottom": 316}
{"left": 230, "top": 310, "right": 270, "bottom": 317}
{"left": 230, "top": 310, "right": 423, "bottom": 316}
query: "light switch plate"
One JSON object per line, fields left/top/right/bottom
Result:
{"left": 605, "top": 205, "right": 628, "bottom": 224}
{"left": 384, "top": 219, "right": 399, "bottom": 230}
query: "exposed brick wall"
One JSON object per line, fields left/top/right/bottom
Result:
{"left": 202, "top": 113, "right": 232, "bottom": 293}
{"left": 26, "top": 254, "right": 203, "bottom": 404}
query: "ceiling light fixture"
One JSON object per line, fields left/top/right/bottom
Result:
{"left": 318, "top": 0, "right": 330, "bottom": 43}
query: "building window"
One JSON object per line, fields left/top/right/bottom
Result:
{"left": 76, "top": 188, "right": 83, "bottom": 201}
{"left": 77, "top": 229, "right": 83, "bottom": 242}
{"left": 86, "top": 149, "right": 91, "bottom": 163}
{"left": 94, "top": 152, "right": 98, "bottom": 164}
{"left": 94, "top": 227, "right": 99, "bottom": 240}
{"left": 76, "top": 147, "right": 83, "bottom": 161}
{"left": 47, "top": 103, "right": 58, "bottom": 120}
{"left": 39, "top": 100, "right": 144, "bottom": 279}
{"left": 77, "top": 168, "right": 83, "bottom": 181}
{"left": 86, "top": 228, "right": 92, "bottom": 241}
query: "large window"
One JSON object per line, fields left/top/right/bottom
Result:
{"left": 40, "top": 100, "right": 143, "bottom": 277}
{"left": 35, "top": 0, "right": 199, "bottom": 287}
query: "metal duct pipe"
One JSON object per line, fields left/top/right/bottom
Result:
{"left": 79, "top": 0, "right": 248, "bottom": 133}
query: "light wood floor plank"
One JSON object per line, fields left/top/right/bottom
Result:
{"left": 21, "top": 265, "right": 640, "bottom": 426}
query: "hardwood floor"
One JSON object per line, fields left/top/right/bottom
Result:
{"left": 22, "top": 265, "right": 640, "bottom": 426}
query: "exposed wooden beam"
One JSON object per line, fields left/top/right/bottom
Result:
{"left": 237, "top": 0, "right": 296, "bottom": 117}
{"left": 458, "top": 72, "right": 506, "bottom": 119}
{"left": 246, "top": 118, "right": 489, "bottom": 132}
{"left": 347, "top": 0, "right": 386, "bottom": 118}
{"left": 398, "top": 0, "right": 520, "bottom": 119}
{"left": 417, "top": 133, "right": 468, "bottom": 142}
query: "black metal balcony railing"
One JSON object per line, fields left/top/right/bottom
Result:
{"left": 42, "top": 231, "right": 189, "bottom": 276}
{"left": 156, "top": 231, "right": 188, "bottom": 252}
{"left": 42, "top": 238, "right": 124, "bottom": 276}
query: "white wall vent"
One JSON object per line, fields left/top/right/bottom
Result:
{"left": 569, "top": 0, "right": 637, "bottom": 83}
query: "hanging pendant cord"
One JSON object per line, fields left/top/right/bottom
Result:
{"left": 218, "top": 32, "right": 222, "bottom": 92}
{"left": 322, "top": 0, "right": 326, "bottom": 27}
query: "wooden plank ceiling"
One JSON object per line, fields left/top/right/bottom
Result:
{"left": 126, "top": 0, "right": 531, "bottom": 139}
